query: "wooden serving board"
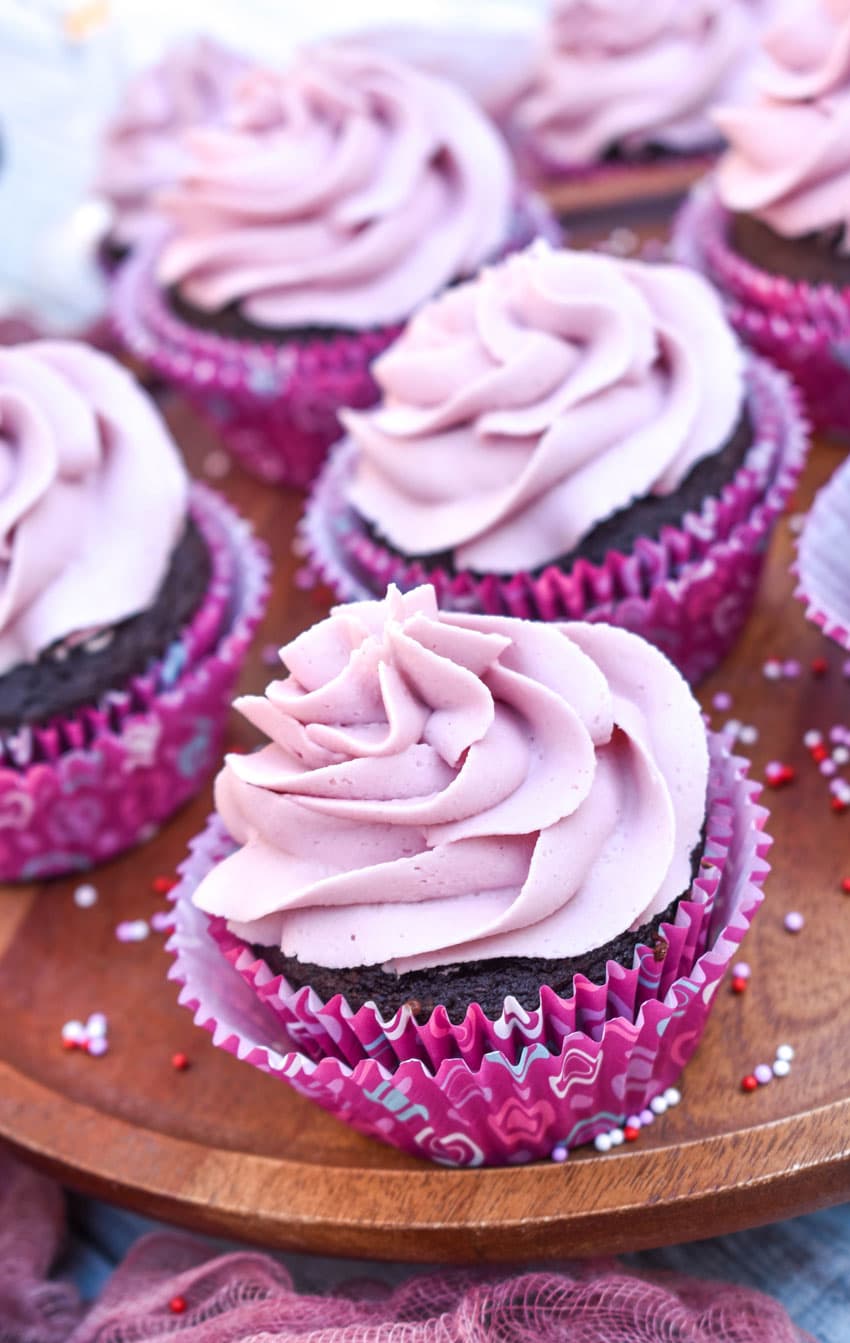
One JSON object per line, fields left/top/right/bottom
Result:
{"left": 1, "top": 397, "right": 849, "bottom": 1264}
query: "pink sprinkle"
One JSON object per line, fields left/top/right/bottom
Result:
{"left": 551, "top": 1144, "right": 568, "bottom": 1163}
{"left": 783, "top": 660, "right": 801, "bottom": 678}
{"left": 712, "top": 692, "right": 732, "bottom": 711}
{"left": 150, "top": 910, "right": 174, "bottom": 932}
{"left": 821, "top": 759, "right": 838, "bottom": 777}
{"left": 639, "top": 1108, "right": 655, "bottom": 1126}
{"left": 86, "top": 1037, "right": 108, "bottom": 1058}
{"left": 754, "top": 1064, "right": 773, "bottom": 1086}
{"left": 784, "top": 911, "right": 805, "bottom": 933}
{"left": 86, "top": 1013, "right": 107, "bottom": 1037}
{"left": 732, "top": 961, "right": 751, "bottom": 979}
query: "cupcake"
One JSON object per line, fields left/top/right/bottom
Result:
{"left": 509, "top": 0, "right": 771, "bottom": 219}
{"left": 796, "top": 452, "right": 850, "bottom": 651}
{"left": 673, "top": 0, "right": 850, "bottom": 436}
{"left": 0, "top": 340, "right": 267, "bottom": 882}
{"left": 94, "top": 35, "right": 247, "bottom": 271}
{"left": 112, "top": 45, "right": 557, "bottom": 490}
{"left": 302, "top": 241, "right": 808, "bottom": 684}
{"left": 169, "top": 584, "right": 770, "bottom": 1165}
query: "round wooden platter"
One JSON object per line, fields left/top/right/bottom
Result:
{"left": 1, "top": 399, "right": 850, "bottom": 1265}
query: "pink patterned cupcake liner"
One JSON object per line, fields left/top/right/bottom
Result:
{"left": 167, "top": 735, "right": 769, "bottom": 1166}
{"left": 673, "top": 183, "right": 850, "bottom": 438}
{"left": 0, "top": 484, "right": 269, "bottom": 882}
{"left": 300, "top": 357, "right": 808, "bottom": 684}
{"left": 110, "top": 195, "right": 559, "bottom": 491}
{"left": 794, "top": 454, "right": 850, "bottom": 653}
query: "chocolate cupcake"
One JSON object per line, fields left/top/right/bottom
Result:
{"left": 674, "top": 0, "right": 850, "bottom": 435}
{"left": 0, "top": 340, "right": 267, "bottom": 881}
{"left": 303, "top": 240, "right": 808, "bottom": 683}
{"left": 170, "top": 583, "right": 771, "bottom": 1163}
{"left": 113, "top": 45, "right": 557, "bottom": 489}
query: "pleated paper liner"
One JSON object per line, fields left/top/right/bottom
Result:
{"left": 300, "top": 357, "right": 807, "bottom": 683}
{"left": 673, "top": 182, "right": 850, "bottom": 438}
{"left": 795, "top": 453, "right": 850, "bottom": 653}
{"left": 0, "top": 485, "right": 269, "bottom": 881}
{"left": 111, "top": 194, "right": 560, "bottom": 491}
{"left": 167, "top": 735, "right": 769, "bottom": 1166}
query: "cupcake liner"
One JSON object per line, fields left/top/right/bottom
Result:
{"left": 0, "top": 484, "right": 269, "bottom": 881}
{"left": 167, "top": 734, "right": 769, "bottom": 1166}
{"left": 300, "top": 357, "right": 808, "bottom": 683}
{"left": 673, "top": 183, "right": 850, "bottom": 438}
{"left": 111, "top": 194, "right": 559, "bottom": 491}
{"left": 794, "top": 454, "right": 850, "bottom": 652}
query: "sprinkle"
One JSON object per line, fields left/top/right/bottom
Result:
{"left": 169, "top": 1296, "right": 188, "bottom": 1316}
{"left": 663, "top": 1088, "right": 681, "bottom": 1107}
{"left": 625, "top": 1115, "right": 642, "bottom": 1131}
{"left": 712, "top": 691, "right": 732, "bottom": 711}
{"left": 171, "top": 1052, "right": 190, "bottom": 1072}
{"left": 834, "top": 747, "right": 850, "bottom": 765}
{"left": 650, "top": 1095, "right": 668, "bottom": 1116}
{"left": 150, "top": 911, "right": 174, "bottom": 932}
{"left": 724, "top": 718, "right": 742, "bottom": 738}
{"left": 86, "top": 1013, "right": 107, "bottom": 1038}
{"left": 784, "top": 911, "right": 805, "bottom": 933}
{"left": 733, "top": 961, "right": 751, "bottom": 979}
{"left": 731, "top": 975, "right": 748, "bottom": 994}
{"left": 831, "top": 796, "right": 849, "bottom": 813}
{"left": 73, "top": 883, "right": 97, "bottom": 909}
{"left": 788, "top": 512, "right": 807, "bottom": 533}
{"left": 203, "top": 448, "right": 230, "bottom": 479}
{"left": 804, "top": 730, "right": 823, "bottom": 749}
{"left": 842, "top": 878, "right": 850, "bottom": 894}
{"left": 639, "top": 1108, "right": 654, "bottom": 1126}
{"left": 783, "top": 660, "right": 801, "bottom": 679}
{"left": 754, "top": 1064, "right": 773, "bottom": 1086}
{"left": 811, "top": 657, "right": 829, "bottom": 677}
{"left": 811, "top": 743, "right": 829, "bottom": 763}
{"left": 765, "top": 762, "right": 795, "bottom": 788}
{"left": 86, "top": 1037, "right": 108, "bottom": 1058}
{"left": 773, "top": 1058, "right": 791, "bottom": 1078}
{"left": 594, "top": 1132, "right": 612, "bottom": 1153}
{"left": 821, "top": 759, "right": 838, "bottom": 776}
{"left": 115, "top": 919, "right": 150, "bottom": 943}
{"left": 762, "top": 659, "right": 783, "bottom": 680}
{"left": 61, "top": 1020, "right": 86, "bottom": 1046}
{"left": 776, "top": 1044, "right": 795, "bottom": 1062}
{"left": 739, "top": 725, "right": 759, "bottom": 745}
{"left": 551, "top": 1143, "right": 568, "bottom": 1163}
{"left": 624, "top": 1124, "right": 641, "bottom": 1142}
{"left": 608, "top": 1127, "right": 625, "bottom": 1147}
{"left": 262, "top": 643, "right": 280, "bottom": 667}
{"left": 152, "top": 875, "right": 177, "bottom": 896}
{"left": 741, "top": 1074, "right": 759, "bottom": 1092}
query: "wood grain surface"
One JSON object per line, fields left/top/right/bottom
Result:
{"left": 0, "top": 393, "right": 848, "bottom": 1262}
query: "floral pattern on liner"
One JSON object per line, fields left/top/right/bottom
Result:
{"left": 300, "top": 358, "right": 807, "bottom": 685}
{"left": 111, "top": 198, "right": 558, "bottom": 491}
{"left": 795, "top": 453, "right": 850, "bottom": 653}
{"left": 167, "top": 736, "right": 770, "bottom": 1165}
{"left": 0, "top": 485, "right": 268, "bottom": 881}
{"left": 673, "top": 183, "right": 850, "bottom": 437}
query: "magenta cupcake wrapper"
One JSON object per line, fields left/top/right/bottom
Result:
{"left": 110, "top": 195, "right": 559, "bottom": 491}
{"left": 166, "top": 735, "right": 769, "bottom": 1166}
{"left": 794, "top": 453, "right": 850, "bottom": 653}
{"left": 300, "top": 356, "right": 808, "bottom": 684}
{"left": 0, "top": 484, "right": 269, "bottom": 882}
{"left": 673, "top": 183, "right": 850, "bottom": 438}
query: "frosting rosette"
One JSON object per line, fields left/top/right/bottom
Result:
{"left": 155, "top": 46, "right": 515, "bottom": 329}
{"left": 513, "top": 0, "right": 767, "bottom": 165}
{"left": 95, "top": 36, "right": 247, "bottom": 249}
{"left": 193, "top": 584, "right": 709, "bottom": 974}
{"left": 716, "top": 0, "right": 850, "bottom": 246}
{"left": 0, "top": 341, "right": 188, "bottom": 675}
{"left": 342, "top": 241, "right": 744, "bottom": 573}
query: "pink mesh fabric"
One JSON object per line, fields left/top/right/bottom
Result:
{"left": 69, "top": 1232, "right": 810, "bottom": 1343}
{"left": 0, "top": 1150, "right": 82, "bottom": 1343}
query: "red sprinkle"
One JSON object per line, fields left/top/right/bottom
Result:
{"left": 62, "top": 1038, "right": 79, "bottom": 1051}
{"left": 731, "top": 976, "right": 748, "bottom": 994}
{"left": 171, "top": 1052, "right": 190, "bottom": 1072}
{"left": 169, "top": 1295, "right": 187, "bottom": 1315}
{"left": 811, "top": 658, "right": 829, "bottom": 677}
{"left": 741, "top": 1075, "right": 759, "bottom": 1093}
{"left": 842, "top": 878, "right": 850, "bottom": 893}
{"left": 624, "top": 1125, "right": 641, "bottom": 1142}
{"left": 832, "top": 797, "right": 849, "bottom": 814}
{"left": 811, "top": 744, "right": 829, "bottom": 764}
{"left": 152, "top": 875, "right": 178, "bottom": 895}
{"left": 765, "top": 764, "right": 795, "bottom": 788}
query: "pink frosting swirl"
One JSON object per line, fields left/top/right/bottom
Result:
{"left": 156, "top": 46, "right": 515, "bottom": 330}
{"left": 94, "top": 37, "right": 247, "bottom": 249}
{"left": 513, "top": 0, "right": 768, "bottom": 164}
{"left": 0, "top": 342, "right": 188, "bottom": 675}
{"left": 342, "top": 241, "right": 744, "bottom": 573}
{"left": 193, "top": 585, "right": 709, "bottom": 973}
{"left": 716, "top": 0, "right": 850, "bottom": 245}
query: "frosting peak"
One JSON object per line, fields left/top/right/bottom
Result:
{"left": 193, "top": 585, "right": 708, "bottom": 973}
{"left": 716, "top": 0, "right": 850, "bottom": 245}
{"left": 0, "top": 342, "right": 188, "bottom": 675}
{"left": 343, "top": 241, "right": 744, "bottom": 573}
{"left": 156, "top": 46, "right": 515, "bottom": 330}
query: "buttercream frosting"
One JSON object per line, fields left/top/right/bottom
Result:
{"left": 193, "top": 584, "right": 709, "bottom": 975}
{"left": 716, "top": 0, "right": 850, "bottom": 246}
{"left": 513, "top": 0, "right": 768, "bottom": 165}
{"left": 0, "top": 341, "right": 188, "bottom": 675}
{"left": 156, "top": 46, "right": 515, "bottom": 329}
{"left": 95, "top": 36, "right": 247, "bottom": 249}
{"left": 343, "top": 241, "right": 744, "bottom": 573}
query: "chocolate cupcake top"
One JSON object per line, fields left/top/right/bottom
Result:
{"left": 0, "top": 342, "right": 188, "bottom": 675}
{"left": 342, "top": 241, "right": 744, "bottom": 573}
{"left": 193, "top": 584, "right": 708, "bottom": 973}
{"left": 716, "top": 0, "right": 850, "bottom": 245}
{"left": 513, "top": 0, "right": 767, "bottom": 165}
{"left": 94, "top": 36, "right": 246, "bottom": 249}
{"left": 155, "top": 46, "right": 514, "bottom": 330}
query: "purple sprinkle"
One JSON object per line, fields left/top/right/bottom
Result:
{"left": 639, "top": 1108, "right": 655, "bottom": 1126}
{"left": 87, "top": 1037, "right": 108, "bottom": 1058}
{"left": 712, "top": 691, "right": 732, "bottom": 712}
{"left": 86, "top": 1012, "right": 107, "bottom": 1037}
{"left": 783, "top": 659, "right": 801, "bottom": 678}
{"left": 732, "top": 961, "right": 751, "bottom": 980}
{"left": 754, "top": 1064, "right": 773, "bottom": 1086}
{"left": 551, "top": 1144, "right": 568, "bottom": 1163}
{"left": 784, "top": 911, "right": 805, "bottom": 933}
{"left": 821, "top": 759, "right": 838, "bottom": 777}
{"left": 150, "top": 910, "right": 174, "bottom": 932}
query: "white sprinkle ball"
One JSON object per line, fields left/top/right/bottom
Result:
{"left": 608, "top": 1128, "right": 625, "bottom": 1147}
{"left": 73, "top": 883, "right": 98, "bottom": 909}
{"left": 776, "top": 1044, "right": 795, "bottom": 1062}
{"left": 663, "top": 1087, "right": 682, "bottom": 1108}
{"left": 61, "top": 1020, "right": 86, "bottom": 1042}
{"left": 784, "top": 911, "right": 805, "bottom": 933}
{"left": 804, "top": 730, "right": 823, "bottom": 749}
{"left": 739, "top": 725, "right": 759, "bottom": 746}
{"left": 763, "top": 660, "right": 783, "bottom": 680}
{"left": 594, "top": 1132, "right": 613, "bottom": 1153}
{"left": 773, "top": 1058, "right": 791, "bottom": 1078}
{"left": 834, "top": 746, "right": 850, "bottom": 765}
{"left": 86, "top": 1013, "right": 107, "bottom": 1038}
{"left": 650, "top": 1095, "right": 668, "bottom": 1116}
